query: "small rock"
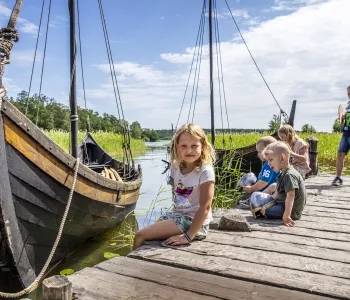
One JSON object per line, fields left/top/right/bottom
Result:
{"left": 218, "top": 214, "right": 251, "bottom": 232}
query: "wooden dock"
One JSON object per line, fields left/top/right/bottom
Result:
{"left": 68, "top": 175, "right": 350, "bottom": 299}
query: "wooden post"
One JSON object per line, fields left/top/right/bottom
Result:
{"left": 306, "top": 136, "right": 318, "bottom": 176}
{"left": 42, "top": 275, "right": 72, "bottom": 300}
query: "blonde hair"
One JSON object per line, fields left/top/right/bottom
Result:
{"left": 263, "top": 141, "right": 291, "bottom": 161}
{"left": 170, "top": 124, "right": 215, "bottom": 169}
{"left": 278, "top": 124, "right": 299, "bottom": 148}
{"left": 256, "top": 136, "right": 277, "bottom": 148}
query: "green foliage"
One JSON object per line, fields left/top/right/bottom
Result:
{"left": 142, "top": 128, "right": 159, "bottom": 142}
{"left": 103, "top": 252, "right": 120, "bottom": 259}
{"left": 130, "top": 121, "right": 142, "bottom": 139}
{"left": 333, "top": 118, "right": 341, "bottom": 133}
{"left": 268, "top": 114, "right": 281, "bottom": 132}
{"left": 60, "top": 269, "right": 75, "bottom": 276}
{"left": 301, "top": 124, "right": 316, "bottom": 133}
{"left": 9, "top": 91, "right": 128, "bottom": 133}
{"left": 45, "top": 130, "right": 146, "bottom": 157}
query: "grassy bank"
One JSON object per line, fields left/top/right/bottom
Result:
{"left": 44, "top": 130, "right": 147, "bottom": 157}
{"left": 214, "top": 132, "right": 346, "bottom": 164}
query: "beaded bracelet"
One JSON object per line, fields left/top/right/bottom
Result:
{"left": 184, "top": 232, "right": 192, "bottom": 243}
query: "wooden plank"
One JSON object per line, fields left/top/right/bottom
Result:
{"left": 248, "top": 219, "right": 350, "bottom": 234}
{"left": 204, "top": 231, "right": 350, "bottom": 263}
{"left": 209, "top": 230, "right": 350, "bottom": 252}
{"left": 252, "top": 224, "right": 350, "bottom": 241}
{"left": 88, "top": 257, "right": 331, "bottom": 300}
{"left": 69, "top": 266, "right": 219, "bottom": 300}
{"left": 306, "top": 202, "right": 350, "bottom": 211}
{"left": 130, "top": 244, "right": 350, "bottom": 299}
{"left": 302, "top": 210, "right": 350, "bottom": 220}
{"left": 177, "top": 241, "right": 350, "bottom": 279}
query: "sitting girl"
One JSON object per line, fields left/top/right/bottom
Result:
{"left": 134, "top": 124, "right": 216, "bottom": 249}
{"left": 278, "top": 124, "right": 311, "bottom": 179}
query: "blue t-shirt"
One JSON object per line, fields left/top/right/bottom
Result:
{"left": 257, "top": 161, "right": 281, "bottom": 192}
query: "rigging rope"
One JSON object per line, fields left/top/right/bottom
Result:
{"left": 0, "top": 158, "right": 80, "bottom": 298}
{"left": 35, "top": 0, "right": 52, "bottom": 126}
{"left": 76, "top": 0, "right": 90, "bottom": 132}
{"left": 0, "top": 28, "right": 19, "bottom": 80}
{"left": 224, "top": 0, "right": 288, "bottom": 119}
{"left": 188, "top": 1, "right": 206, "bottom": 123}
{"left": 176, "top": 0, "right": 207, "bottom": 129}
{"left": 25, "top": 0, "right": 45, "bottom": 116}
{"left": 97, "top": 0, "right": 133, "bottom": 169}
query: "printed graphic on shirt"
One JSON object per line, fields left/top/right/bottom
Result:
{"left": 262, "top": 169, "right": 270, "bottom": 178}
{"left": 174, "top": 182, "right": 194, "bottom": 208}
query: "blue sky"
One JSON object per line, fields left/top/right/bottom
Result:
{"left": 1, "top": 0, "right": 349, "bottom": 132}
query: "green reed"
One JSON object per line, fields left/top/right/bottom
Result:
{"left": 44, "top": 129, "right": 147, "bottom": 157}
{"left": 213, "top": 150, "right": 244, "bottom": 210}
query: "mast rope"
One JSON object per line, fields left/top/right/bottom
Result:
{"left": 25, "top": 0, "right": 45, "bottom": 116}
{"left": 0, "top": 28, "right": 19, "bottom": 79}
{"left": 97, "top": 0, "right": 133, "bottom": 168}
{"left": 35, "top": 0, "right": 53, "bottom": 126}
{"left": 188, "top": 0, "right": 206, "bottom": 123}
{"left": 176, "top": 0, "right": 206, "bottom": 129}
{"left": 77, "top": 0, "right": 90, "bottom": 132}
{"left": 224, "top": 0, "right": 288, "bottom": 119}
{"left": 0, "top": 158, "right": 80, "bottom": 298}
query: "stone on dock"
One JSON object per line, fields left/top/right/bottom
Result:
{"left": 218, "top": 214, "right": 251, "bottom": 232}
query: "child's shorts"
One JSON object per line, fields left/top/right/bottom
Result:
{"left": 338, "top": 134, "right": 350, "bottom": 154}
{"left": 250, "top": 192, "right": 285, "bottom": 219}
{"left": 158, "top": 211, "right": 208, "bottom": 240}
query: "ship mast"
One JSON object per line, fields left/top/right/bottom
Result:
{"left": 69, "top": 0, "right": 78, "bottom": 158}
{"left": 208, "top": 0, "right": 215, "bottom": 146}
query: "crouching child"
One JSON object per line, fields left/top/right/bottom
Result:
{"left": 250, "top": 141, "right": 306, "bottom": 227}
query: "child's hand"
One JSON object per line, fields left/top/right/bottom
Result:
{"left": 164, "top": 234, "right": 190, "bottom": 246}
{"left": 282, "top": 213, "right": 295, "bottom": 227}
{"left": 242, "top": 186, "right": 253, "bottom": 193}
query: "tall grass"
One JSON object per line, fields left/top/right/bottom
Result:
{"left": 214, "top": 132, "right": 349, "bottom": 167}
{"left": 44, "top": 130, "right": 147, "bottom": 157}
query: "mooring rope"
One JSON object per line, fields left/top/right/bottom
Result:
{"left": 0, "top": 158, "right": 80, "bottom": 298}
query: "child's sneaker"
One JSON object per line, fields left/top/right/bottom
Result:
{"left": 331, "top": 176, "right": 343, "bottom": 186}
{"left": 239, "top": 198, "right": 251, "bottom": 208}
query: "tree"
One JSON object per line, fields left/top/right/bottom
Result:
{"left": 130, "top": 121, "right": 142, "bottom": 139}
{"left": 268, "top": 114, "right": 281, "bottom": 132}
{"left": 333, "top": 118, "right": 342, "bottom": 133}
{"left": 142, "top": 128, "right": 159, "bottom": 142}
{"left": 301, "top": 124, "right": 316, "bottom": 133}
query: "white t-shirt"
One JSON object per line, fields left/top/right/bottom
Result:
{"left": 170, "top": 164, "right": 215, "bottom": 225}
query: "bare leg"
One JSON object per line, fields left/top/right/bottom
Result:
{"left": 134, "top": 219, "right": 181, "bottom": 250}
{"left": 263, "top": 183, "right": 276, "bottom": 195}
{"left": 336, "top": 152, "right": 346, "bottom": 177}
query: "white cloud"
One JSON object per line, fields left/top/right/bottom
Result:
{"left": 0, "top": 3, "right": 38, "bottom": 35}
{"left": 270, "top": 0, "right": 330, "bottom": 11}
{"left": 79, "top": 0, "right": 348, "bottom": 132}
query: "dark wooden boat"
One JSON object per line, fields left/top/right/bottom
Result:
{"left": 0, "top": 0, "right": 142, "bottom": 290}
{"left": 216, "top": 101, "right": 296, "bottom": 177}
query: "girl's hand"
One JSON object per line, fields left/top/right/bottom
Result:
{"left": 242, "top": 186, "right": 253, "bottom": 193}
{"left": 282, "top": 213, "right": 295, "bottom": 227}
{"left": 164, "top": 234, "right": 190, "bottom": 246}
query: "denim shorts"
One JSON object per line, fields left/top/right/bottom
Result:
{"left": 338, "top": 134, "right": 350, "bottom": 154}
{"left": 158, "top": 211, "right": 208, "bottom": 240}
{"left": 250, "top": 192, "right": 285, "bottom": 219}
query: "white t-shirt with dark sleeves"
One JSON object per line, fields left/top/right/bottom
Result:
{"left": 170, "top": 164, "right": 215, "bottom": 226}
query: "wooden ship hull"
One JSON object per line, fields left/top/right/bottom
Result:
{"left": 0, "top": 100, "right": 142, "bottom": 288}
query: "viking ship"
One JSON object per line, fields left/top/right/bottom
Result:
{"left": 0, "top": 0, "right": 142, "bottom": 291}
